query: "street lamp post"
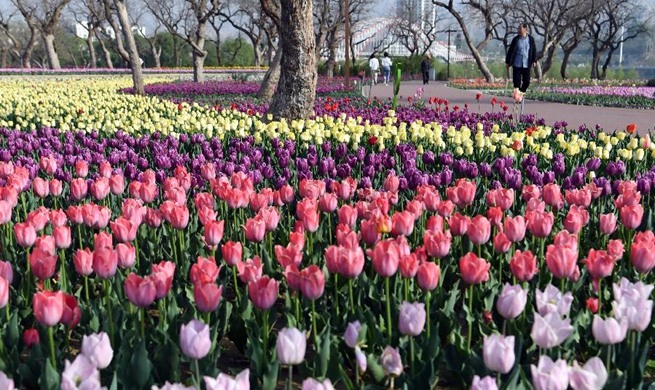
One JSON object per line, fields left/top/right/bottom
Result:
{"left": 445, "top": 29, "right": 457, "bottom": 81}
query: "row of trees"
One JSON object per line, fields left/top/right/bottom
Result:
{"left": 438, "top": 0, "right": 653, "bottom": 82}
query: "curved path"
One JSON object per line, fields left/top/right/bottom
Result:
{"left": 364, "top": 80, "right": 654, "bottom": 135}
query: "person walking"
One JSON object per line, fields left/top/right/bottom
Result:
{"left": 381, "top": 52, "right": 392, "bottom": 85}
{"left": 505, "top": 23, "right": 536, "bottom": 102}
{"left": 369, "top": 53, "right": 380, "bottom": 85}
{"left": 421, "top": 55, "right": 431, "bottom": 85}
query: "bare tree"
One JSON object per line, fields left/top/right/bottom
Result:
{"left": 266, "top": 0, "right": 316, "bottom": 120}
{"left": 584, "top": 0, "right": 650, "bottom": 79}
{"left": 0, "top": 8, "right": 29, "bottom": 67}
{"left": 12, "top": 0, "right": 72, "bottom": 69}
{"left": 208, "top": 14, "right": 226, "bottom": 65}
{"left": 432, "top": 0, "right": 496, "bottom": 82}
{"left": 144, "top": 22, "right": 163, "bottom": 68}
{"left": 70, "top": 0, "right": 107, "bottom": 68}
{"left": 257, "top": 0, "right": 281, "bottom": 99}
{"left": 559, "top": 17, "right": 586, "bottom": 79}
{"left": 145, "top": 0, "right": 220, "bottom": 83}
{"left": 219, "top": 0, "right": 269, "bottom": 66}
{"left": 394, "top": 0, "right": 442, "bottom": 57}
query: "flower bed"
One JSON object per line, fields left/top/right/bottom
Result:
{"left": 0, "top": 67, "right": 268, "bottom": 76}
{"left": 0, "top": 78, "right": 654, "bottom": 389}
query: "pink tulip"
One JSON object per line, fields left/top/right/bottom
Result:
{"left": 599, "top": 213, "right": 617, "bottom": 235}
{"left": 398, "top": 301, "right": 426, "bottom": 336}
{"left": 620, "top": 204, "right": 643, "bottom": 230}
{"left": 74, "top": 248, "right": 94, "bottom": 276}
{"left": 179, "top": 319, "right": 211, "bottom": 359}
{"left": 29, "top": 247, "right": 57, "bottom": 281}
{"left": 244, "top": 217, "right": 266, "bottom": 242}
{"left": 221, "top": 241, "right": 243, "bottom": 267}
{"left": 248, "top": 276, "right": 278, "bottom": 310}
{"left": 190, "top": 256, "right": 221, "bottom": 285}
{"left": 92, "top": 247, "right": 118, "bottom": 279}
{"left": 124, "top": 273, "right": 156, "bottom": 308}
{"left": 194, "top": 282, "right": 223, "bottom": 313}
{"left": 338, "top": 205, "right": 358, "bottom": 228}
{"left": 367, "top": 239, "right": 400, "bottom": 278}
{"left": 380, "top": 346, "right": 403, "bottom": 377}
{"left": 584, "top": 249, "right": 615, "bottom": 279}
{"left": 509, "top": 250, "right": 537, "bottom": 282}
{"left": 299, "top": 265, "right": 325, "bottom": 301}
{"left": 483, "top": 334, "right": 515, "bottom": 374}
{"left": 493, "top": 232, "right": 512, "bottom": 254}
{"left": 204, "top": 369, "right": 250, "bottom": 390}
{"left": 531, "top": 356, "right": 569, "bottom": 390}
{"left": 423, "top": 230, "right": 451, "bottom": 258}
{"left": 592, "top": 315, "right": 628, "bottom": 344}
{"left": 459, "top": 252, "right": 490, "bottom": 285}
{"left": 545, "top": 244, "right": 577, "bottom": 280}
{"left": 399, "top": 254, "right": 419, "bottom": 279}
{"left": 416, "top": 261, "right": 440, "bottom": 291}
{"left": 471, "top": 376, "right": 499, "bottom": 390}
{"left": 33, "top": 291, "right": 64, "bottom": 327}
{"left": 631, "top": 240, "right": 655, "bottom": 273}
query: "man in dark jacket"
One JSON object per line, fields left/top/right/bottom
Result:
{"left": 421, "top": 56, "right": 431, "bottom": 85}
{"left": 505, "top": 23, "right": 536, "bottom": 94}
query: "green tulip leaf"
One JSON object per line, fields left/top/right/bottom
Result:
{"left": 129, "top": 338, "right": 153, "bottom": 390}
{"left": 40, "top": 359, "right": 60, "bottom": 390}
{"left": 366, "top": 353, "right": 385, "bottom": 382}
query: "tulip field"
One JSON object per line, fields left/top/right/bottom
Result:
{"left": 0, "top": 75, "right": 654, "bottom": 390}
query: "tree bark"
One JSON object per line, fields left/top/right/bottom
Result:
{"left": 115, "top": 0, "right": 144, "bottom": 94}
{"left": 173, "top": 35, "right": 180, "bottom": 67}
{"left": 87, "top": 29, "right": 97, "bottom": 68}
{"left": 257, "top": 47, "right": 282, "bottom": 98}
{"left": 191, "top": 23, "right": 208, "bottom": 83}
{"left": 96, "top": 32, "right": 114, "bottom": 68}
{"left": 193, "top": 50, "right": 206, "bottom": 83}
{"left": 43, "top": 34, "right": 61, "bottom": 69}
{"left": 560, "top": 49, "right": 573, "bottom": 80}
{"left": 266, "top": 0, "right": 316, "bottom": 120}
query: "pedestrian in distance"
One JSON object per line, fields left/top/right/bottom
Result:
{"left": 369, "top": 53, "right": 380, "bottom": 85}
{"left": 505, "top": 23, "right": 537, "bottom": 103}
{"left": 421, "top": 55, "right": 431, "bottom": 85}
{"left": 381, "top": 52, "right": 392, "bottom": 85}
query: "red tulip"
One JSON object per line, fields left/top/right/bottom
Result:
{"left": 631, "top": 240, "right": 655, "bottom": 273}
{"left": 24, "top": 328, "right": 40, "bottom": 348}
{"left": 284, "top": 265, "right": 301, "bottom": 291}
{"left": 248, "top": 276, "right": 278, "bottom": 310}
{"left": 504, "top": 216, "right": 526, "bottom": 243}
{"left": 400, "top": 254, "right": 419, "bottom": 278}
{"left": 584, "top": 249, "right": 615, "bottom": 279}
{"left": 190, "top": 256, "right": 221, "bottom": 285}
{"left": 299, "top": 265, "right": 325, "bottom": 300}
{"left": 109, "top": 174, "right": 125, "bottom": 195}
{"left": 203, "top": 220, "right": 225, "bottom": 248}
{"left": 493, "top": 232, "right": 512, "bottom": 254}
{"left": 459, "top": 252, "right": 490, "bottom": 285}
{"left": 194, "top": 282, "right": 223, "bottom": 313}
{"left": 221, "top": 241, "right": 243, "bottom": 266}
{"left": 124, "top": 273, "right": 156, "bottom": 308}
{"left": 244, "top": 217, "right": 266, "bottom": 242}
{"left": 0, "top": 276, "right": 8, "bottom": 308}
{"left": 509, "top": 250, "right": 537, "bottom": 282}
{"left": 620, "top": 204, "right": 643, "bottom": 230}
{"left": 110, "top": 217, "right": 138, "bottom": 243}
{"left": 423, "top": 230, "right": 452, "bottom": 258}
{"left": 151, "top": 261, "right": 175, "bottom": 299}
{"left": 60, "top": 293, "right": 81, "bottom": 327}
{"left": 32, "top": 177, "right": 49, "bottom": 198}
{"left": 545, "top": 244, "right": 577, "bottom": 279}
{"left": 14, "top": 222, "right": 36, "bottom": 248}
{"left": 90, "top": 177, "right": 110, "bottom": 201}
{"left": 586, "top": 298, "right": 599, "bottom": 313}
{"left": 236, "top": 256, "right": 262, "bottom": 284}
{"left": 486, "top": 207, "right": 503, "bottom": 228}
{"left": 33, "top": 291, "right": 64, "bottom": 327}
{"left": 468, "top": 215, "right": 491, "bottom": 245}
{"left": 73, "top": 248, "right": 93, "bottom": 276}
{"left": 70, "top": 178, "right": 88, "bottom": 201}
{"left": 116, "top": 242, "right": 136, "bottom": 269}
{"left": 417, "top": 261, "right": 441, "bottom": 291}
{"left": 92, "top": 247, "right": 118, "bottom": 279}
{"left": 367, "top": 239, "right": 400, "bottom": 278}
{"left": 527, "top": 210, "right": 554, "bottom": 238}
{"left": 448, "top": 212, "right": 470, "bottom": 236}
{"left": 30, "top": 247, "right": 57, "bottom": 281}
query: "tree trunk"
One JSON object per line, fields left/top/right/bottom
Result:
{"left": 153, "top": 45, "right": 162, "bottom": 68}
{"left": 600, "top": 51, "right": 614, "bottom": 80}
{"left": 541, "top": 45, "right": 557, "bottom": 77}
{"left": 97, "top": 35, "right": 114, "bottom": 68}
{"left": 87, "top": 31, "right": 97, "bottom": 68}
{"left": 590, "top": 50, "right": 600, "bottom": 79}
{"left": 257, "top": 47, "right": 282, "bottom": 98}
{"left": 43, "top": 34, "right": 61, "bottom": 69}
{"left": 560, "top": 49, "right": 573, "bottom": 79}
{"left": 115, "top": 0, "right": 144, "bottom": 94}
{"left": 22, "top": 28, "right": 38, "bottom": 68}
{"left": 254, "top": 45, "right": 263, "bottom": 67}
{"left": 0, "top": 47, "right": 7, "bottom": 68}
{"left": 173, "top": 35, "right": 180, "bottom": 67}
{"left": 193, "top": 51, "right": 206, "bottom": 83}
{"left": 192, "top": 24, "right": 207, "bottom": 83}
{"left": 266, "top": 0, "right": 316, "bottom": 120}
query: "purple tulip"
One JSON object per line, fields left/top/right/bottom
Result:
{"left": 301, "top": 378, "right": 335, "bottom": 390}
{"left": 276, "top": 327, "right": 306, "bottom": 365}
{"left": 496, "top": 284, "right": 528, "bottom": 320}
{"left": 592, "top": 315, "right": 628, "bottom": 344}
{"left": 204, "top": 368, "right": 250, "bottom": 390}
{"left": 482, "top": 334, "right": 515, "bottom": 374}
{"left": 179, "top": 319, "right": 211, "bottom": 360}
{"left": 531, "top": 312, "right": 573, "bottom": 349}
{"left": 470, "top": 375, "right": 498, "bottom": 390}
{"left": 344, "top": 321, "right": 362, "bottom": 348}
{"left": 380, "top": 346, "right": 403, "bottom": 377}
{"left": 569, "top": 357, "right": 608, "bottom": 390}
{"left": 398, "top": 301, "right": 426, "bottom": 337}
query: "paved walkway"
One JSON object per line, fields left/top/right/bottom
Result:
{"left": 364, "top": 80, "right": 655, "bottom": 135}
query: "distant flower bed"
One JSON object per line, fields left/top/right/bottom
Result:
{"left": 492, "top": 86, "right": 655, "bottom": 110}
{"left": 0, "top": 67, "right": 268, "bottom": 75}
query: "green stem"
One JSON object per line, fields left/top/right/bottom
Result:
{"left": 178, "top": 229, "right": 185, "bottom": 270}
{"left": 404, "top": 278, "right": 410, "bottom": 302}
{"left": 294, "top": 294, "right": 300, "bottom": 323}
{"left": 334, "top": 274, "right": 340, "bottom": 318}
{"left": 232, "top": 265, "right": 241, "bottom": 301}
{"left": 262, "top": 309, "right": 270, "bottom": 360}
{"left": 410, "top": 336, "right": 415, "bottom": 376}
{"left": 288, "top": 365, "right": 293, "bottom": 390}
{"left": 204, "top": 311, "right": 211, "bottom": 326}
{"left": 48, "top": 326, "right": 56, "bottom": 369}
{"left": 386, "top": 277, "right": 392, "bottom": 342}
{"left": 84, "top": 276, "right": 90, "bottom": 305}
{"left": 349, "top": 279, "right": 355, "bottom": 315}
{"left": 134, "top": 234, "right": 140, "bottom": 270}
{"left": 328, "top": 213, "right": 332, "bottom": 245}
{"left": 77, "top": 225, "right": 83, "bottom": 250}
{"left": 105, "top": 280, "right": 114, "bottom": 346}
{"left": 140, "top": 307, "right": 145, "bottom": 338}
{"left": 195, "top": 359, "right": 201, "bottom": 390}
{"left": 426, "top": 290, "right": 431, "bottom": 338}
{"left": 467, "top": 284, "right": 473, "bottom": 352}
{"left": 560, "top": 278, "right": 565, "bottom": 293}
{"left": 311, "top": 300, "right": 318, "bottom": 346}
{"left": 598, "top": 278, "right": 602, "bottom": 314}
{"left": 607, "top": 344, "right": 612, "bottom": 376}
{"left": 59, "top": 249, "right": 67, "bottom": 293}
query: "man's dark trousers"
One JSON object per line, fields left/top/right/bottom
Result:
{"left": 513, "top": 67, "right": 531, "bottom": 92}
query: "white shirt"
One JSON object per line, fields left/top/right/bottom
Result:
{"left": 381, "top": 57, "right": 392, "bottom": 68}
{"left": 369, "top": 58, "right": 380, "bottom": 71}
